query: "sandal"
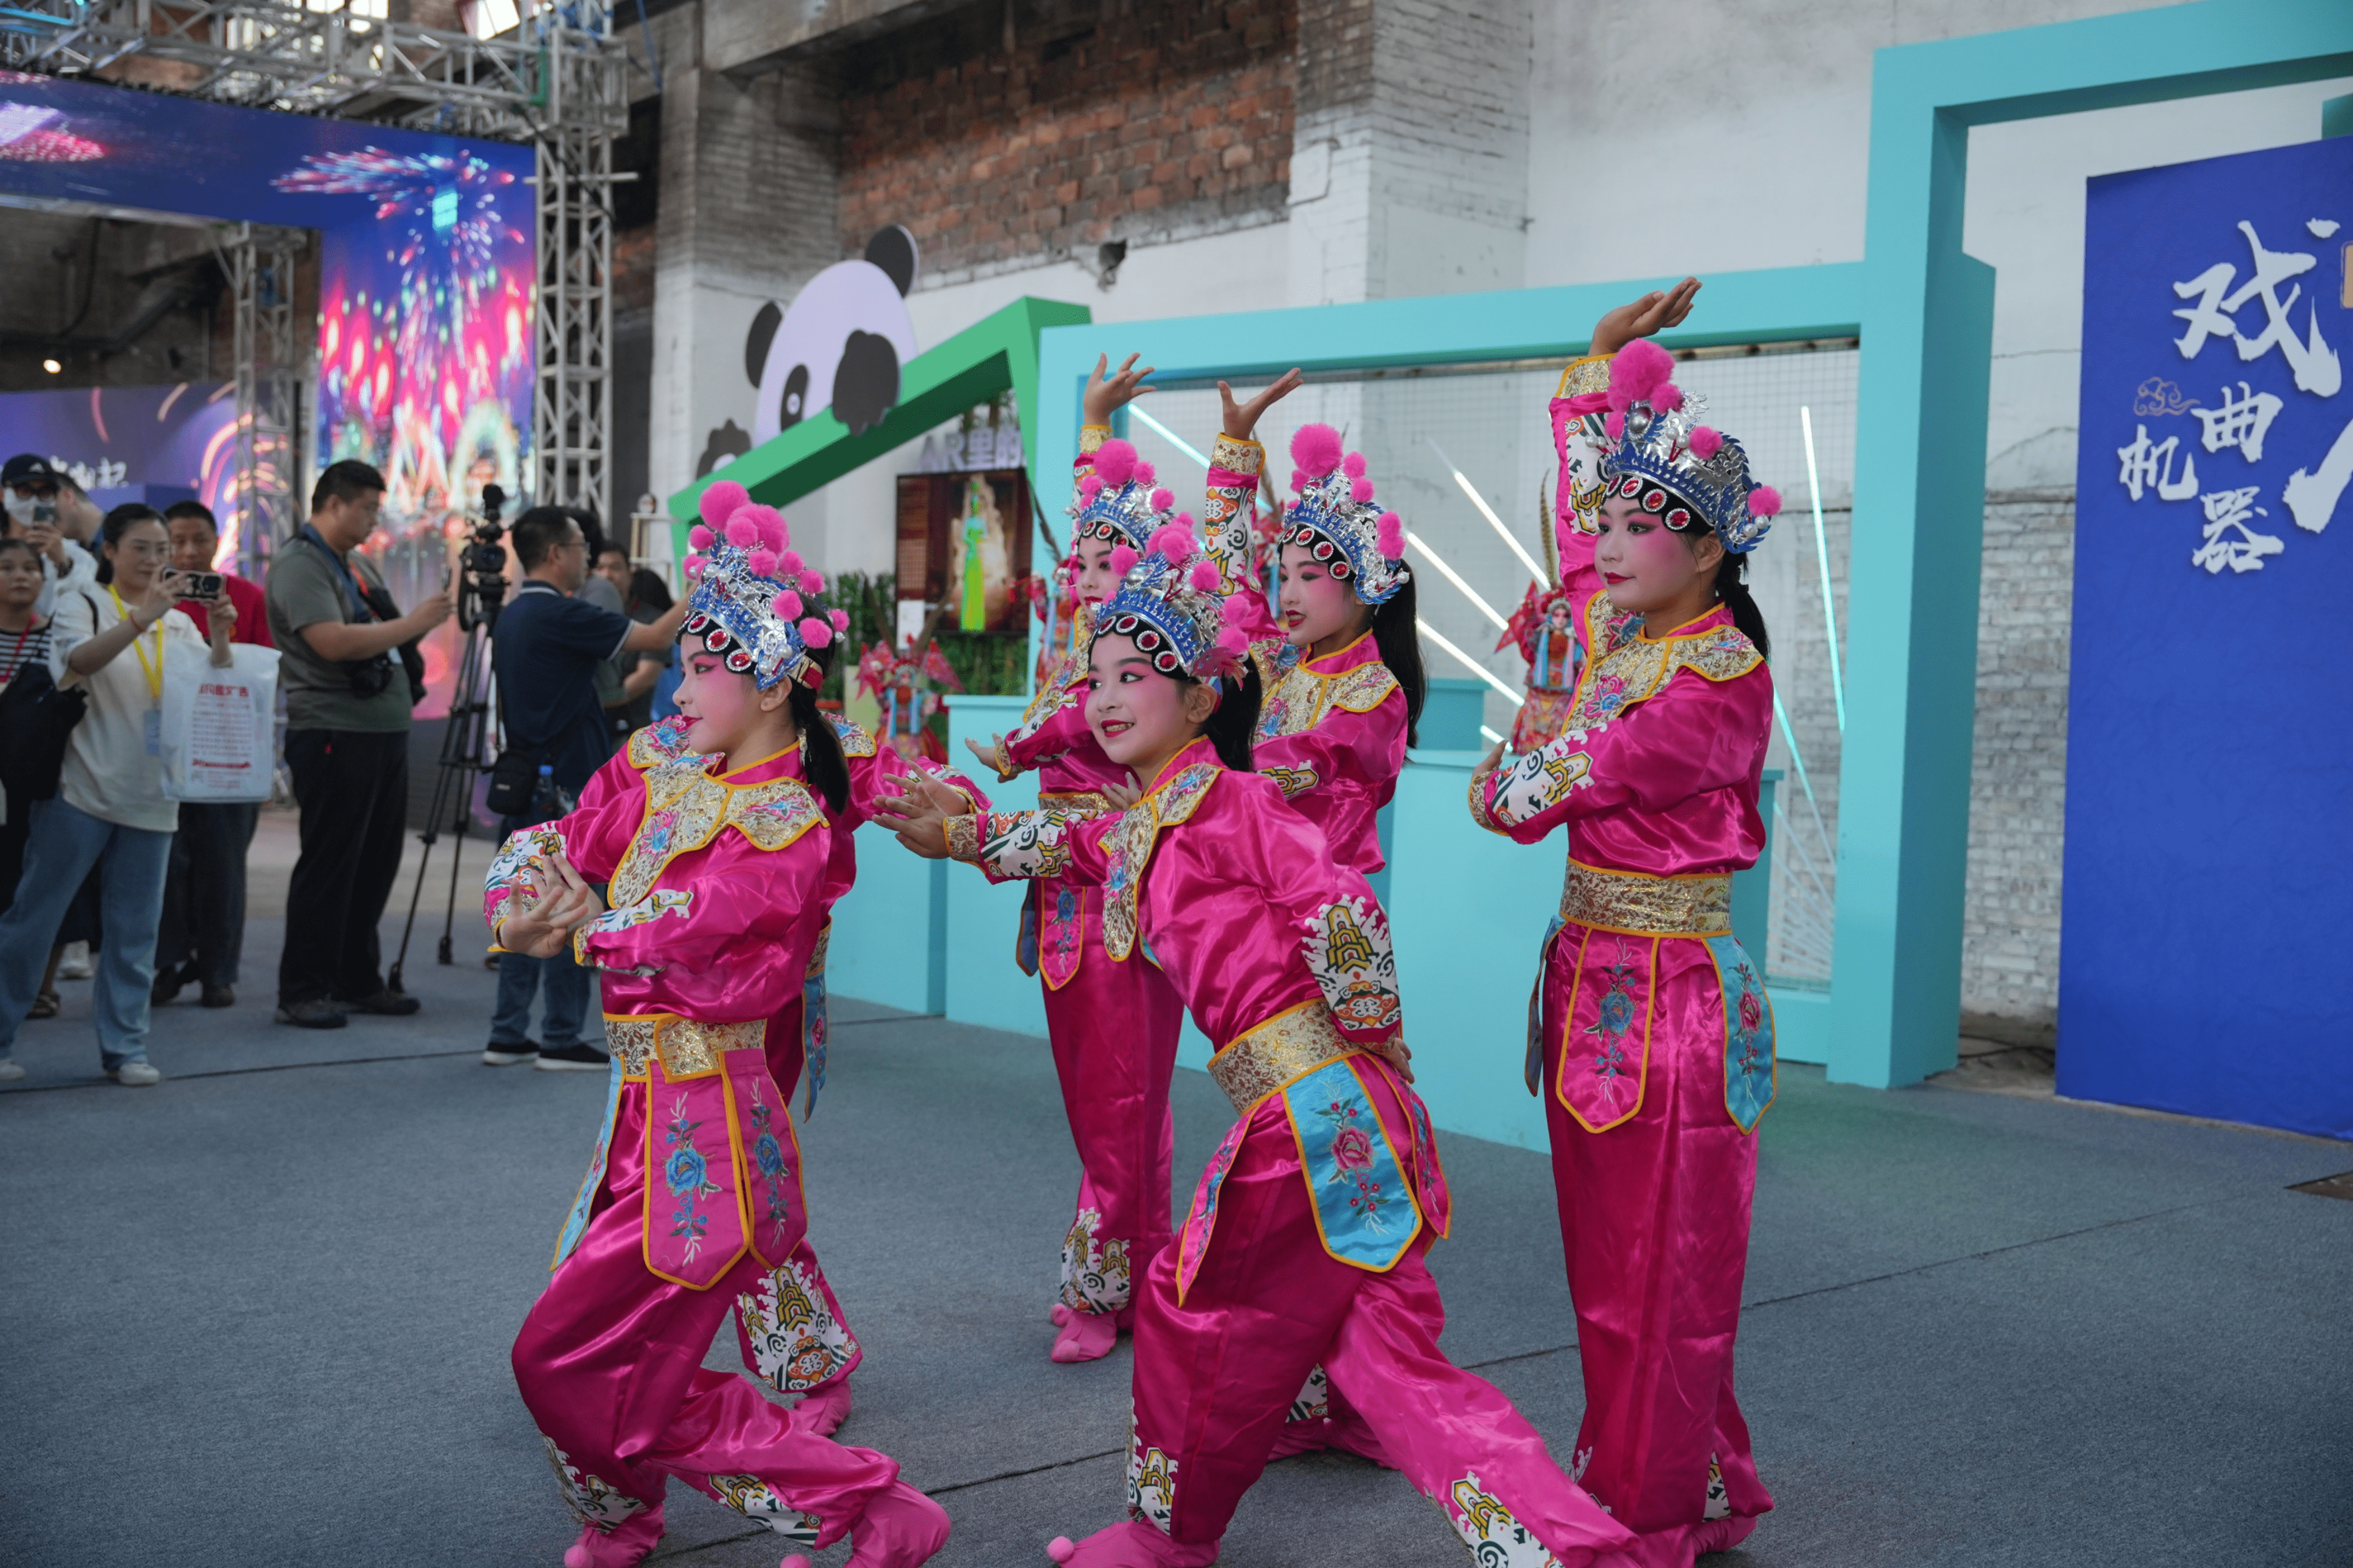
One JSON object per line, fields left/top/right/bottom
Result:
{"left": 28, "top": 990, "right": 59, "bottom": 1020}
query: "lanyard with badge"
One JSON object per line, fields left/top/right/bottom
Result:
{"left": 108, "top": 584, "right": 165, "bottom": 755}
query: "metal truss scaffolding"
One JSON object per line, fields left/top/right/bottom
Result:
{"left": 209, "top": 222, "right": 304, "bottom": 573}
{"left": 2, "top": 1, "right": 628, "bottom": 548}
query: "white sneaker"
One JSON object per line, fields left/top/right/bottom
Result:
{"left": 113, "top": 1061, "right": 162, "bottom": 1086}
{"left": 0, "top": 1059, "right": 24, "bottom": 1082}
{"left": 58, "top": 941, "right": 94, "bottom": 980}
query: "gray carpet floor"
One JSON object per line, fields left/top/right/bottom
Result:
{"left": 4, "top": 914, "right": 2349, "bottom": 1567}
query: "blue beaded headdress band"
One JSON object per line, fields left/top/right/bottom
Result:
{"left": 1095, "top": 518, "right": 1252, "bottom": 680}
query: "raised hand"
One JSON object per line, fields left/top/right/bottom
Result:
{"left": 1082, "top": 353, "right": 1158, "bottom": 426}
{"left": 1217, "top": 368, "right": 1304, "bottom": 441}
{"left": 1469, "top": 737, "right": 1507, "bottom": 795}
{"left": 1102, "top": 774, "right": 1143, "bottom": 811}
{"left": 1589, "top": 277, "right": 1702, "bottom": 357}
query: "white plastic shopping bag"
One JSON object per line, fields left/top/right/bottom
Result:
{"left": 161, "top": 640, "right": 281, "bottom": 803}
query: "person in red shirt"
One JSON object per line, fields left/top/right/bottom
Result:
{"left": 152, "top": 500, "right": 274, "bottom": 1010}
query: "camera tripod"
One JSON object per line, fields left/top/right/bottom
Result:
{"left": 389, "top": 488, "right": 509, "bottom": 989}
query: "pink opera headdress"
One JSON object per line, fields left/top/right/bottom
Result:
{"left": 1567, "top": 341, "right": 1783, "bottom": 556}
{"left": 1069, "top": 437, "right": 1176, "bottom": 555}
{"left": 679, "top": 479, "right": 849, "bottom": 689}
{"left": 1094, "top": 515, "right": 1258, "bottom": 681}
{"left": 1280, "top": 423, "right": 1411, "bottom": 605}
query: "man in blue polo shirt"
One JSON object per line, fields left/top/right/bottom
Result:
{"left": 487, "top": 506, "right": 685, "bottom": 1069}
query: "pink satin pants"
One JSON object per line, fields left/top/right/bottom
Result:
{"left": 511, "top": 1082, "right": 897, "bottom": 1550}
{"left": 1541, "top": 929, "right": 1772, "bottom": 1566}
{"left": 1129, "top": 1064, "right": 1637, "bottom": 1564}
{"left": 1039, "top": 902, "right": 1184, "bottom": 1314}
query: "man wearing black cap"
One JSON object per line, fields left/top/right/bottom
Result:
{"left": 3, "top": 455, "right": 97, "bottom": 619}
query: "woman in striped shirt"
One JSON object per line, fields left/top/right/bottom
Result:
{"left": 0, "top": 535, "right": 54, "bottom": 1007}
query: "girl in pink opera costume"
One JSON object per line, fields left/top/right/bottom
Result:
{"left": 486, "top": 511, "right": 949, "bottom": 1568}
{"left": 1468, "top": 317, "right": 1780, "bottom": 1567}
{"left": 584, "top": 482, "right": 988, "bottom": 1439}
{"left": 883, "top": 526, "right": 1641, "bottom": 1568}
{"left": 960, "top": 353, "right": 1190, "bottom": 1365}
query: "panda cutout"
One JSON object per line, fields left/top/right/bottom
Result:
{"left": 748, "top": 226, "right": 921, "bottom": 443}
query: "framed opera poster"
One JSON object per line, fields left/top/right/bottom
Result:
{"left": 895, "top": 469, "right": 1033, "bottom": 634}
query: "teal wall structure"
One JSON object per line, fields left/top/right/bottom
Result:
{"left": 820, "top": 2, "right": 2353, "bottom": 1108}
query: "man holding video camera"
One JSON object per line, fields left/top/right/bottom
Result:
{"left": 265, "top": 461, "right": 451, "bottom": 1030}
{"left": 482, "top": 506, "right": 684, "bottom": 1070}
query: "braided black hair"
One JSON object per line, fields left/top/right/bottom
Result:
{"left": 1711, "top": 548, "right": 1770, "bottom": 661}
{"left": 788, "top": 641, "right": 849, "bottom": 813}
{"left": 1186, "top": 658, "right": 1262, "bottom": 773}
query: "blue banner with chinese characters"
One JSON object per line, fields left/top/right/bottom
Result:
{"left": 2064, "top": 136, "right": 2352, "bottom": 1139}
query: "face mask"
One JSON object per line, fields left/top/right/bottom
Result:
{"left": 3, "top": 493, "right": 38, "bottom": 526}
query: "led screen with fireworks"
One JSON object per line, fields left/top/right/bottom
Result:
{"left": 0, "top": 69, "right": 536, "bottom": 718}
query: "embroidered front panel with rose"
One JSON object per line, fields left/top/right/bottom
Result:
{"left": 486, "top": 746, "right": 837, "bottom": 1283}
{"left": 1247, "top": 634, "right": 1408, "bottom": 878}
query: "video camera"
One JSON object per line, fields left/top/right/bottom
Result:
{"left": 456, "top": 482, "right": 509, "bottom": 631}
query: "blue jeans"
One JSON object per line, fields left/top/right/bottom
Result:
{"left": 488, "top": 813, "right": 594, "bottom": 1050}
{"left": 0, "top": 797, "right": 174, "bottom": 1069}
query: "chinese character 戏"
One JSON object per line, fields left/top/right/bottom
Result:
{"left": 2171, "top": 221, "right": 2343, "bottom": 397}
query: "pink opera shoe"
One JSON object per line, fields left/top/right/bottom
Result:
{"left": 1044, "top": 1522, "right": 1218, "bottom": 1566}
{"left": 561, "top": 1506, "right": 665, "bottom": 1568}
{"left": 791, "top": 1377, "right": 852, "bottom": 1437}
{"left": 1050, "top": 1301, "right": 1073, "bottom": 1326}
{"left": 844, "top": 1480, "right": 951, "bottom": 1567}
{"left": 1049, "top": 1308, "right": 1120, "bottom": 1363}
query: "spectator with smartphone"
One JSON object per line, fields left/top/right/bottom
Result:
{"left": 483, "top": 506, "right": 684, "bottom": 1070}
{"left": 264, "top": 461, "right": 452, "bottom": 1030}
{"left": 4, "top": 455, "right": 98, "bottom": 620}
{"left": 151, "top": 501, "right": 275, "bottom": 1012}
{"left": 0, "top": 504, "right": 239, "bottom": 1085}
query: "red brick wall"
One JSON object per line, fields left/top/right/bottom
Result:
{"left": 837, "top": 0, "right": 1295, "bottom": 282}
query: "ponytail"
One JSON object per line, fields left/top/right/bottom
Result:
{"left": 788, "top": 644, "right": 851, "bottom": 813}
{"left": 1194, "top": 657, "right": 1262, "bottom": 773}
{"left": 1713, "top": 549, "right": 1770, "bottom": 662}
{"left": 1368, "top": 574, "right": 1425, "bottom": 748}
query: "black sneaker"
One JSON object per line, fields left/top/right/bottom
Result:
{"left": 275, "top": 998, "right": 348, "bottom": 1029}
{"left": 200, "top": 983, "right": 235, "bottom": 1009}
{"left": 343, "top": 987, "right": 421, "bottom": 1017}
{"left": 482, "top": 1040, "right": 538, "bottom": 1066}
{"left": 151, "top": 964, "right": 192, "bottom": 1006}
{"left": 535, "top": 1042, "right": 610, "bottom": 1072}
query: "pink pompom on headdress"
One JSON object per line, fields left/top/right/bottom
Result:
{"left": 1092, "top": 438, "right": 1139, "bottom": 489}
{"left": 1375, "top": 511, "right": 1404, "bottom": 559}
{"left": 778, "top": 549, "right": 804, "bottom": 577}
{"left": 770, "top": 589, "right": 802, "bottom": 620}
{"left": 1290, "top": 423, "right": 1344, "bottom": 480}
{"left": 1289, "top": 468, "right": 1307, "bottom": 493}
{"left": 1341, "top": 452, "right": 1367, "bottom": 480}
{"left": 1606, "top": 339, "right": 1677, "bottom": 412}
{"left": 1134, "top": 461, "right": 1156, "bottom": 487}
{"left": 1109, "top": 543, "right": 1139, "bottom": 577}
{"left": 1078, "top": 473, "right": 1105, "bottom": 501}
{"left": 1605, "top": 411, "right": 1626, "bottom": 441}
{"left": 1688, "top": 426, "right": 1724, "bottom": 461}
{"left": 1149, "top": 488, "right": 1175, "bottom": 512}
{"left": 747, "top": 548, "right": 778, "bottom": 578}
{"left": 724, "top": 516, "right": 761, "bottom": 549}
{"left": 1188, "top": 559, "right": 1222, "bottom": 592}
{"left": 798, "top": 569, "right": 824, "bottom": 595}
{"left": 828, "top": 608, "right": 849, "bottom": 633}
{"left": 1748, "top": 486, "right": 1783, "bottom": 518}
{"left": 798, "top": 616, "right": 833, "bottom": 649}
{"left": 698, "top": 479, "right": 749, "bottom": 528}
{"left": 688, "top": 524, "right": 715, "bottom": 552}
{"left": 1350, "top": 476, "right": 1376, "bottom": 504}
{"left": 1650, "top": 382, "right": 1685, "bottom": 413}
{"left": 1146, "top": 521, "right": 1197, "bottom": 561}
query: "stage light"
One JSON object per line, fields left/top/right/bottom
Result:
{"left": 42, "top": 358, "right": 61, "bottom": 375}
{"left": 1425, "top": 438, "right": 1548, "bottom": 586}
{"left": 1404, "top": 529, "right": 1508, "bottom": 630}
{"left": 1801, "top": 405, "right": 1846, "bottom": 733}
{"left": 1127, "top": 405, "right": 1207, "bottom": 468}
{"left": 1417, "top": 616, "right": 1522, "bottom": 706}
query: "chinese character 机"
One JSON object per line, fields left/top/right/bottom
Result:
{"left": 2117, "top": 425, "right": 2198, "bottom": 502}
{"left": 2171, "top": 221, "right": 2343, "bottom": 396}
{"left": 2188, "top": 485, "right": 2283, "bottom": 575}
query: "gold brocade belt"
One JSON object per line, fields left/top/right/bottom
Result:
{"left": 1207, "top": 999, "right": 1364, "bottom": 1115}
{"left": 602, "top": 1013, "right": 766, "bottom": 1079}
{"left": 1038, "top": 790, "right": 1113, "bottom": 812}
{"left": 1558, "top": 859, "right": 1733, "bottom": 938}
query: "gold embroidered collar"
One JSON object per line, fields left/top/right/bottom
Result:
{"left": 1560, "top": 593, "right": 1760, "bottom": 733}
{"left": 1099, "top": 746, "right": 1222, "bottom": 960}
{"left": 1251, "top": 636, "right": 1399, "bottom": 740}
{"left": 608, "top": 756, "right": 824, "bottom": 910}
